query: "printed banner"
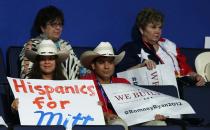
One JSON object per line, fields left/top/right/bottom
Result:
{"left": 7, "top": 77, "right": 105, "bottom": 130}
{"left": 102, "top": 83, "right": 195, "bottom": 126}
{"left": 0, "top": 116, "right": 7, "bottom": 127}
{"left": 117, "top": 64, "right": 179, "bottom": 96}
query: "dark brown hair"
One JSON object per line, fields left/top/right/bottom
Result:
{"left": 28, "top": 56, "right": 66, "bottom": 80}
{"left": 34, "top": 5, "right": 64, "bottom": 34}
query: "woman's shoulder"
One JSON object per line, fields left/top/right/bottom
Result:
{"left": 159, "top": 38, "right": 177, "bottom": 52}
{"left": 159, "top": 38, "right": 176, "bottom": 47}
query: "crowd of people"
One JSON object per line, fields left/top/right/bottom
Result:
{"left": 1, "top": 5, "right": 208, "bottom": 129}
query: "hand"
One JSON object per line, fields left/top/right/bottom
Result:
{"left": 11, "top": 98, "right": 19, "bottom": 111}
{"left": 194, "top": 74, "right": 205, "bottom": 86}
{"left": 104, "top": 112, "right": 119, "bottom": 122}
{"left": 155, "top": 114, "right": 167, "bottom": 121}
{"left": 144, "top": 59, "right": 156, "bottom": 70}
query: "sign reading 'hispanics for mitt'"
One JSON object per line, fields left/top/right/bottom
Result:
{"left": 7, "top": 77, "right": 105, "bottom": 130}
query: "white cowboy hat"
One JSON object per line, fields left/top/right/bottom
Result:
{"left": 195, "top": 52, "right": 210, "bottom": 81}
{"left": 80, "top": 41, "right": 125, "bottom": 69}
{"left": 25, "top": 39, "right": 69, "bottom": 62}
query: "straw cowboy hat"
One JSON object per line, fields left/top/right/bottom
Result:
{"left": 80, "top": 42, "right": 125, "bottom": 69}
{"left": 25, "top": 39, "right": 69, "bottom": 62}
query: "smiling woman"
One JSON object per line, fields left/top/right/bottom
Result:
{"left": 11, "top": 39, "right": 69, "bottom": 113}
{"left": 26, "top": 39, "right": 68, "bottom": 80}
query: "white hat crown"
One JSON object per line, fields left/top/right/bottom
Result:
{"left": 37, "top": 40, "right": 58, "bottom": 56}
{"left": 25, "top": 39, "right": 70, "bottom": 62}
{"left": 93, "top": 42, "right": 115, "bottom": 56}
{"left": 80, "top": 41, "right": 125, "bottom": 69}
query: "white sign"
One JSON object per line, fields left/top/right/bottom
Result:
{"left": 102, "top": 83, "right": 195, "bottom": 126}
{"left": 205, "top": 36, "right": 210, "bottom": 48}
{"left": 0, "top": 116, "right": 7, "bottom": 127}
{"left": 117, "top": 64, "right": 179, "bottom": 96}
{"left": 7, "top": 77, "right": 105, "bottom": 130}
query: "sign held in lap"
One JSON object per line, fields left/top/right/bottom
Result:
{"left": 102, "top": 83, "right": 195, "bottom": 126}
{"left": 7, "top": 77, "right": 105, "bottom": 130}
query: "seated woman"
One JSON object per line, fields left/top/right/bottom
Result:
{"left": 11, "top": 39, "right": 68, "bottom": 111}
{"left": 79, "top": 42, "right": 166, "bottom": 126}
{"left": 118, "top": 8, "right": 205, "bottom": 87}
{"left": 20, "top": 5, "right": 80, "bottom": 80}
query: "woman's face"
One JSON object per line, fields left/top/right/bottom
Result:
{"left": 39, "top": 56, "right": 56, "bottom": 75}
{"left": 140, "top": 22, "right": 162, "bottom": 45}
{"left": 41, "top": 19, "right": 63, "bottom": 41}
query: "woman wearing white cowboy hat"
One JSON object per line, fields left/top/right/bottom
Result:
{"left": 80, "top": 42, "right": 129, "bottom": 126}
{"left": 11, "top": 39, "right": 69, "bottom": 112}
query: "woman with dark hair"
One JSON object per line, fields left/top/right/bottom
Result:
{"left": 28, "top": 55, "right": 66, "bottom": 80}
{"left": 19, "top": 5, "right": 80, "bottom": 80}
{"left": 12, "top": 40, "right": 68, "bottom": 111}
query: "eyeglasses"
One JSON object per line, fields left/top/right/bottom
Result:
{"left": 47, "top": 22, "right": 63, "bottom": 28}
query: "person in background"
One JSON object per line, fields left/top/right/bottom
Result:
{"left": 118, "top": 8, "right": 205, "bottom": 87}
{"left": 19, "top": 5, "right": 80, "bottom": 80}
{"left": 79, "top": 42, "right": 166, "bottom": 125}
{"left": 11, "top": 40, "right": 68, "bottom": 120}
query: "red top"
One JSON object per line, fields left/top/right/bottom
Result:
{"left": 80, "top": 73, "right": 130, "bottom": 114}
{"left": 176, "top": 48, "right": 193, "bottom": 76}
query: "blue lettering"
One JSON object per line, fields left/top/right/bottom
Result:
{"left": 34, "top": 111, "right": 95, "bottom": 127}
{"left": 35, "top": 111, "right": 63, "bottom": 125}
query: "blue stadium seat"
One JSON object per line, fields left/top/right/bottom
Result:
{"left": 0, "top": 94, "right": 8, "bottom": 124}
{"left": 0, "top": 48, "right": 7, "bottom": 84}
{"left": 72, "top": 46, "right": 94, "bottom": 58}
{"left": 0, "top": 126, "right": 7, "bottom": 130}
{"left": 73, "top": 125, "right": 125, "bottom": 130}
{"left": 185, "top": 126, "right": 210, "bottom": 130}
{"left": 13, "top": 125, "right": 66, "bottom": 130}
{"left": 182, "top": 87, "right": 210, "bottom": 125}
{"left": 179, "top": 48, "right": 210, "bottom": 71}
{"left": 130, "top": 126, "right": 182, "bottom": 130}
{"left": 6, "top": 46, "right": 22, "bottom": 78}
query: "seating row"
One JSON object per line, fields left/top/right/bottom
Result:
{"left": 1, "top": 47, "right": 210, "bottom": 82}
{"left": 0, "top": 47, "right": 210, "bottom": 127}
{"left": 0, "top": 125, "right": 210, "bottom": 130}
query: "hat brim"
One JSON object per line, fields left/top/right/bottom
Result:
{"left": 80, "top": 50, "right": 125, "bottom": 69}
{"left": 25, "top": 49, "right": 69, "bottom": 62}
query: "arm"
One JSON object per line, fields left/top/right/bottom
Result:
{"left": 59, "top": 40, "right": 81, "bottom": 79}
{"left": 176, "top": 48, "right": 205, "bottom": 86}
{"left": 19, "top": 40, "right": 35, "bottom": 78}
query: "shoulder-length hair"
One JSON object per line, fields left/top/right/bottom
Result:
{"left": 28, "top": 56, "right": 67, "bottom": 80}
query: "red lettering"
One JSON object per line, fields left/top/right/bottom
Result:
{"left": 74, "top": 85, "right": 80, "bottom": 93}
{"left": 80, "top": 85, "right": 87, "bottom": 94}
{"left": 33, "top": 97, "right": 44, "bottom": 109}
{"left": 55, "top": 86, "right": 65, "bottom": 94}
{"left": 28, "top": 82, "right": 34, "bottom": 93}
{"left": 13, "top": 79, "right": 27, "bottom": 93}
{"left": 47, "top": 101, "right": 57, "bottom": 109}
{"left": 44, "top": 85, "right": 54, "bottom": 100}
{"left": 87, "top": 85, "right": 95, "bottom": 96}
{"left": 60, "top": 100, "right": 70, "bottom": 109}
